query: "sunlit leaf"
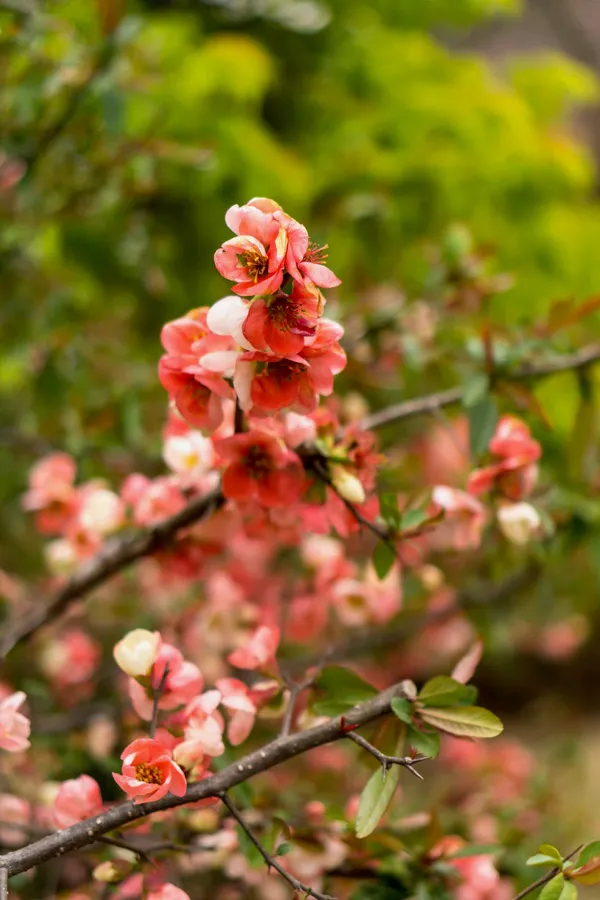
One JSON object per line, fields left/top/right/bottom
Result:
{"left": 418, "top": 706, "right": 503, "bottom": 739}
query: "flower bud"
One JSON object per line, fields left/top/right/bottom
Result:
{"left": 330, "top": 465, "right": 366, "bottom": 505}
{"left": 113, "top": 629, "right": 161, "bottom": 677}
{"left": 93, "top": 860, "right": 132, "bottom": 883}
{"left": 497, "top": 502, "right": 541, "bottom": 546}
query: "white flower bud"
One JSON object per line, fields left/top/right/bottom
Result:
{"left": 330, "top": 465, "right": 366, "bottom": 505}
{"left": 497, "top": 502, "right": 541, "bottom": 546}
{"left": 113, "top": 629, "right": 161, "bottom": 677}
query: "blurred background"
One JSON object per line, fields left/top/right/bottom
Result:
{"left": 3, "top": 0, "right": 600, "bottom": 881}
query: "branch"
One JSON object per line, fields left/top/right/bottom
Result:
{"left": 220, "top": 794, "right": 335, "bottom": 900}
{"left": 359, "top": 344, "right": 600, "bottom": 431}
{"left": 346, "top": 731, "right": 429, "bottom": 780}
{"left": 0, "top": 681, "right": 413, "bottom": 878}
{"left": 512, "top": 846, "right": 583, "bottom": 900}
{"left": 0, "top": 486, "right": 224, "bottom": 660}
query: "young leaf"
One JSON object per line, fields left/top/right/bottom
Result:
{"left": 468, "top": 394, "right": 498, "bottom": 457}
{"left": 373, "top": 541, "right": 396, "bottom": 580}
{"left": 275, "top": 842, "right": 292, "bottom": 857}
{"left": 576, "top": 840, "right": 600, "bottom": 868}
{"left": 418, "top": 706, "right": 503, "bottom": 739}
{"left": 527, "top": 854, "right": 563, "bottom": 868}
{"left": 391, "top": 697, "right": 414, "bottom": 725}
{"left": 380, "top": 493, "right": 402, "bottom": 531}
{"left": 312, "top": 666, "right": 377, "bottom": 716}
{"left": 418, "top": 675, "right": 478, "bottom": 707}
{"left": 539, "top": 875, "right": 577, "bottom": 900}
{"left": 355, "top": 765, "right": 401, "bottom": 839}
{"left": 538, "top": 845, "right": 564, "bottom": 864}
{"left": 462, "top": 373, "right": 490, "bottom": 409}
{"left": 406, "top": 725, "right": 441, "bottom": 758}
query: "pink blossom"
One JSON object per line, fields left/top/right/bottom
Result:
{"left": 228, "top": 624, "right": 280, "bottom": 672}
{"left": 428, "top": 486, "right": 486, "bottom": 551}
{"left": 0, "top": 794, "right": 31, "bottom": 844}
{"left": 53, "top": 775, "right": 103, "bottom": 828}
{"left": 282, "top": 215, "right": 341, "bottom": 289}
{"left": 129, "top": 643, "right": 203, "bottom": 720}
{"left": 0, "top": 692, "right": 30, "bottom": 752}
{"left": 147, "top": 884, "right": 191, "bottom": 900}
{"left": 22, "top": 452, "right": 78, "bottom": 535}
{"left": 122, "top": 475, "right": 186, "bottom": 527}
{"left": 215, "top": 678, "right": 257, "bottom": 745}
{"left": 40, "top": 630, "right": 101, "bottom": 689}
{"left": 242, "top": 283, "right": 323, "bottom": 356}
{"left": 181, "top": 690, "right": 225, "bottom": 757}
{"left": 113, "top": 738, "right": 187, "bottom": 804}
{"left": 215, "top": 231, "right": 287, "bottom": 297}
{"left": 77, "top": 486, "right": 125, "bottom": 536}
{"left": 217, "top": 430, "right": 305, "bottom": 508}
{"left": 468, "top": 416, "right": 541, "bottom": 501}
{"left": 163, "top": 430, "right": 216, "bottom": 489}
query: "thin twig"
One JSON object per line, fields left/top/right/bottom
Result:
{"left": 0, "top": 485, "right": 224, "bottom": 660}
{"left": 359, "top": 344, "right": 600, "bottom": 432}
{"left": 279, "top": 672, "right": 316, "bottom": 738}
{"left": 512, "top": 846, "right": 583, "bottom": 900}
{"left": 149, "top": 664, "right": 170, "bottom": 739}
{"left": 0, "top": 682, "right": 412, "bottom": 877}
{"left": 97, "top": 835, "right": 153, "bottom": 865}
{"left": 346, "top": 731, "right": 429, "bottom": 781}
{"left": 220, "top": 794, "right": 336, "bottom": 900}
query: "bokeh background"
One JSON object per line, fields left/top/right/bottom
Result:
{"left": 3, "top": 0, "right": 600, "bottom": 886}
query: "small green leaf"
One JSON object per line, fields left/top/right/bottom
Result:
{"left": 418, "top": 706, "right": 504, "bottom": 739}
{"left": 539, "top": 875, "right": 577, "bottom": 900}
{"left": 400, "top": 508, "right": 430, "bottom": 532}
{"left": 468, "top": 394, "right": 498, "bottom": 457}
{"left": 527, "top": 854, "right": 562, "bottom": 868}
{"left": 373, "top": 541, "right": 396, "bottom": 580}
{"left": 391, "top": 697, "right": 414, "bottom": 725}
{"left": 577, "top": 841, "right": 600, "bottom": 867}
{"left": 418, "top": 675, "right": 478, "bottom": 707}
{"left": 355, "top": 765, "right": 401, "bottom": 839}
{"left": 275, "top": 842, "right": 292, "bottom": 857}
{"left": 312, "top": 667, "right": 378, "bottom": 717}
{"left": 406, "top": 725, "right": 441, "bottom": 758}
{"left": 462, "top": 373, "right": 490, "bottom": 409}
{"left": 380, "top": 493, "right": 402, "bottom": 530}
{"left": 538, "top": 845, "right": 564, "bottom": 864}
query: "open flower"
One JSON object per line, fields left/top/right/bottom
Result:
{"left": 228, "top": 624, "right": 280, "bottom": 672}
{"left": 53, "top": 775, "right": 103, "bottom": 828}
{"left": 242, "top": 282, "right": 323, "bottom": 356}
{"left": 113, "top": 738, "right": 187, "bottom": 804}
{"left": 0, "top": 692, "right": 30, "bottom": 753}
{"left": 181, "top": 690, "right": 225, "bottom": 758}
{"left": 217, "top": 430, "right": 305, "bottom": 507}
{"left": 215, "top": 231, "right": 287, "bottom": 297}
{"left": 215, "top": 678, "right": 257, "bottom": 746}
{"left": 468, "top": 416, "right": 541, "bottom": 501}
{"left": 283, "top": 215, "right": 341, "bottom": 289}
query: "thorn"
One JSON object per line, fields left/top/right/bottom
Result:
{"left": 406, "top": 764, "right": 425, "bottom": 781}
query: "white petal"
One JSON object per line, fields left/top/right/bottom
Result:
{"left": 199, "top": 350, "right": 240, "bottom": 377}
{"left": 233, "top": 360, "right": 254, "bottom": 411}
{"left": 207, "top": 296, "right": 249, "bottom": 337}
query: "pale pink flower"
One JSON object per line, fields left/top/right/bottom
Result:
{"left": 78, "top": 486, "right": 125, "bottom": 536}
{"left": 53, "top": 775, "right": 103, "bottom": 828}
{"left": 206, "top": 295, "right": 255, "bottom": 350}
{"left": 228, "top": 625, "right": 280, "bottom": 671}
{"left": 215, "top": 678, "right": 257, "bottom": 745}
{"left": 113, "top": 738, "right": 187, "bottom": 804}
{"left": 128, "top": 643, "right": 203, "bottom": 720}
{"left": 163, "top": 431, "right": 216, "bottom": 489}
{"left": 182, "top": 690, "right": 225, "bottom": 758}
{"left": 22, "top": 452, "right": 78, "bottom": 535}
{"left": 40, "top": 630, "right": 100, "bottom": 688}
{"left": 0, "top": 692, "right": 30, "bottom": 752}
{"left": 0, "top": 794, "right": 31, "bottom": 844}
{"left": 429, "top": 486, "right": 486, "bottom": 551}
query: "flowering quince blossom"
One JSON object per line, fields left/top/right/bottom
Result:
{"left": 177, "top": 690, "right": 225, "bottom": 761}
{"left": 21, "top": 451, "right": 78, "bottom": 534}
{"left": 113, "top": 737, "right": 187, "bottom": 804}
{"left": 468, "top": 415, "right": 541, "bottom": 501}
{"left": 217, "top": 430, "right": 305, "bottom": 507}
{"left": 228, "top": 624, "right": 280, "bottom": 672}
{"left": 128, "top": 642, "right": 203, "bottom": 720}
{"left": 215, "top": 678, "right": 257, "bottom": 746}
{"left": 496, "top": 501, "right": 542, "bottom": 545}
{"left": 428, "top": 486, "right": 487, "bottom": 551}
{"left": 114, "top": 629, "right": 162, "bottom": 678}
{"left": 0, "top": 691, "right": 30, "bottom": 752}
{"left": 53, "top": 775, "right": 103, "bottom": 828}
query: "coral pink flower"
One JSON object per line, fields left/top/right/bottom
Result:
{"left": 121, "top": 475, "right": 186, "bottom": 527}
{"left": 282, "top": 216, "right": 341, "bottom": 289}
{"left": 217, "top": 430, "right": 305, "bottom": 507}
{"left": 22, "top": 452, "right": 78, "bottom": 535}
{"left": 129, "top": 643, "right": 204, "bottom": 720}
{"left": 242, "top": 283, "right": 323, "bottom": 356}
{"left": 0, "top": 692, "right": 30, "bottom": 752}
{"left": 40, "top": 630, "right": 100, "bottom": 689}
{"left": 0, "top": 794, "right": 31, "bottom": 845}
{"left": 53, "top": 775, "right": 103, "bottom": 828}
{"left": 215, "top": 232, "right": 287, "bottom": 297}
{"left": 147, "top": 885, "right": 191, "bottom": 900}
{"left": 113, "top": 738, "right": 187, "bottom": 804}
{"left": 215, "top": 678, "right": 257, "bottom": 745}
{"left": 468, "top": 416, "right": 541, "bottom": 501}
{"left": 228, "top": 624, "right": 280, "bottom": 671}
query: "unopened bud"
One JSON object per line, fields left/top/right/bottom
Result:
{"left": 497, "top": 502, "right": 541, "bottom": 546}
{"left": 330, "top": 465, "right": 366, "bottom": 505}
{"left": 93, "top": 860, "right": 132, "bottom": 883}
{"left": 113, "top": 629, "right": 161, "bottom": 677}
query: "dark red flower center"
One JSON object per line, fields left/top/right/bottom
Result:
{"left": 244, "top": 447, "right": 272, "bottom": 477}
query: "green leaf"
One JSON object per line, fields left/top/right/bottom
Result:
{"left": 539, "top": 875, "right": 577, "bottom": 900}
{"left": 406, "top": 725, "right": 440, "bottom": 758}
{"left": 462, "top": 373, "right": 490, "bottom": 409}
{"left": 373, "top": 541, "right": 396, "bottom": 580}
{"left": 400, "top": 508, "right": 430, "bottom": 532}
{"left": 312, "top": 667, "right": 378, "bottom": 717}
{"left": 391, "top": 697, "right": 414, "bottom": 725}
{"left": 275, "top": 842, "right": 292, "bottom": 857}
{"left": 527, "top": 854, "right": 562, "bottom": 868}
{"left": 468, "top": 394, "right": 498, "bottom": 457}
{"left": 380, "top": 493, "right": 402, "bottom": 530}
{"left": 418, "top": 706, "right": 504, "bottom": 739}
{"left": 538, "top": 845, "right": 564, "bottom": 864}
{"left": 418, "top": 675, "right": 478, "bottom": 707}
{"left": 577, "top": 841, "right": 600, "bottom": 867}
{"left": 355, "top": 765, "right": 401, "bottom": 839}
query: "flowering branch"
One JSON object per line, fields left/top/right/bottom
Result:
{"left": 512, "top": 846, "right": 583, "bottom": 900}
{"left": 0, "top": 681, "right": 413, "bottom": 878}
{"left": 220, "top": 793, "right": 336, "bottom": 900}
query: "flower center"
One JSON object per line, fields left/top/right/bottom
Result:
{"left": 135, "top": 762, "right": 164, "bottom": 785}
{"left": 240, "top": 250, "right": 268, "bottom": 282}
{"left": 244, "top": 447, "right": 272, "bottom": 477}
{"left": 304, "top": 240, "right": 329, "bottom": 265}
